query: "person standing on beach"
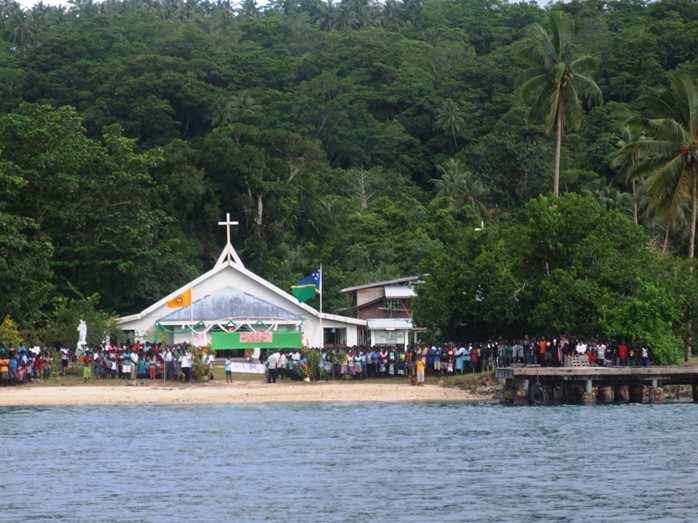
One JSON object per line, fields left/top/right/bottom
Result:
{"left": 415, "top": 356, "right": 425, "bottom": 385}
{"left": 60, "top": 347, "right": 69, "bottom": 376}
{"left": 82, "top": 352, "right": 92, "bottom": 381}
{"left": 180, "top": 351, "right": 192, "bottom": 382}
{"left": 265, "top": 351, "right": 279, "bottom": 383}
{"left": 130, "top": 349, "right": 139, "bottom": 380}
{"left": 164, "top": 348, "right": 174, "bottom": 380}
{"left": 224, "top": 357, "right": 233, "bottom": 384}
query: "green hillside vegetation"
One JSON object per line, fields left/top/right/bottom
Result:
{"left": 1, "top": 0, "right": 698, "bottom": 362}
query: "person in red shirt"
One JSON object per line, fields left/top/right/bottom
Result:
{"left": 588, "top": 346, "right": 597, "bottom": 365}
{"left": 617, "top": 341, "right": 628, "bottom": 366}
{"left": 538, "top": 338, "right": 547, "bottom": 365}
{"left": 35, "top": 355, "right": 45, "bottom": 381}
{"left": 470, "top": 346, "right": 479, "bottom": 373}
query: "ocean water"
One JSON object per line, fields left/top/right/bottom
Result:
{"left": 1, "top": 402, "right": 697, "bottom": 522}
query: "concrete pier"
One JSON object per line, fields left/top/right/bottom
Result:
{"left": 497, "top": 366, "right": 698, "bottom": 405}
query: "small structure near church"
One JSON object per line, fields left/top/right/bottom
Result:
{"left": 340, "top": 276, "right": 422, "bottom": 348}
{"left": 117, "top": 214, "right": 364, "bottom": 352}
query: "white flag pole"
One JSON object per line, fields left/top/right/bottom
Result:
{"left": 319, "top": 265, "right": 324, "bottom": 350}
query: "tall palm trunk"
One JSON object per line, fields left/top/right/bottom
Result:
{"left": 553, "top": 100, "right": 564, "bottom": 198}
{"left": 631, "top": 178, "right": 639, "bottom": 225}
{"left": 690, "top": 174, "right": 697, "bottom": 262}
{"left": 687, "top": 174, "right": 697, "bottom": 362}
{"left": 662, "top": 224, "right": 671, "bottom": 254}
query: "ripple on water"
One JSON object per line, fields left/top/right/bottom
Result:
{"left": 1, "top": 402, "right": 697, "bottom": 522}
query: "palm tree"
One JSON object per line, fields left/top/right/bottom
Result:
{"left": 611, "top": 125, "right": 645, "bottom": 225}
{"left": 639, "top": 73, "right": 698, "bottom": 261}
{"left": 641, "top": 173, "right": 689, "bottom": 254}
{"left": 10, "top": 10, "right": 33, "bottom": 49}
{"left": 433, "top": 159, "right": 488, "bottom": 216}
{"left": 435, "top": 99, "right": 465, "bottom": 149}
{"left": 520, "top": 11, "right": 602, "bottom": 197}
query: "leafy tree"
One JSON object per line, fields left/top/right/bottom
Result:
{"left": 42, "top": 294, "right": 119, "bottom": 348}
{"left": 416, "top": 194, "right": 685, "bottom": 364}
{"left": 0, "top": 314, "right": 23, "bottom": 348}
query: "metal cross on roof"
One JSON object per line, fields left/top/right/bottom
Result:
{"left": 218, "top": 213, "right": 239, "bottom": 247}
{"left": 215, "top": 213, "right": 243, "bottom": 267}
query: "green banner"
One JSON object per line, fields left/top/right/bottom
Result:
{"left": 211, "top": 331, "right": 303, "bottom": 350}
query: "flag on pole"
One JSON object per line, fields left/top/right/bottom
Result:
{"left": 291, "top": 269, "right": 321, "bottom": 303}
{"left": 166, "top": 288, "right": 192, "bottom": 308}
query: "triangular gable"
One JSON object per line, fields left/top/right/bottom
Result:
{"left": 159, "top": 287, "right": 302, "bottom": 322}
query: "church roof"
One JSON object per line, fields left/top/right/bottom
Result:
{"left": 340, "top": 276, "right": 420, "bottom": 293}
{"left": 158, "top": 287, "right": 302, "bottom": 322}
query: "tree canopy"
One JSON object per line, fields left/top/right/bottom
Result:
{"left": 1, "top": 0, "right": 698, "bottom": 357}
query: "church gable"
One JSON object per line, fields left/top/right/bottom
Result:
{"left": 159, "top": 287, "right": 302, "bottom": 322}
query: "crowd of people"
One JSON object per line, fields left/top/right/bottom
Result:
{"left": 1, "top": 336, "right": 655, "bottom": 386}
{"left": 0, "top": 347, "right": 54, "bottom": 385}
{"left": 274, "top": 338, "right": 654, "bottom": 383}
{"left": 0, "top": 342, "right": 216, "bottom": 386}
{"left": 72, "top": 343, "right": 217, "bottom": 382}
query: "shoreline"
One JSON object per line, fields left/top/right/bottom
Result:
{"left": 0, "top": 381, "right": 489, "bottom": 407}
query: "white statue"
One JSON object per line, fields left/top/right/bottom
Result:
{"left": 77, "top": 319, "right": 88, "bottom": 355}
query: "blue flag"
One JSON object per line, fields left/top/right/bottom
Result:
{"left": 291, "top": 269, "right": 321, "bottom": 303}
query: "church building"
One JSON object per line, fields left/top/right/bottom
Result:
{"left": 116, "top": 215, "right": 365, "bottom": 351}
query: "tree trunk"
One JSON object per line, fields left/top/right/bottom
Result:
{"left": 662, "top": 224, "right": 671, "bottom": 254}
{"left": 255, "top": 193, "right": 263, "bottom": 240}
{"left": 687, "top": 175, "right": 698, "bottom": 362}
{"left": 690, "top": 175, "right": 697, "bottom": 262}
{"left": 632, "top": 177, "right": 638, "bottom": 225}
{"left": 553, "top": 101, "right": 564, "bottom": 198}
{"left": 358, "top": 170, "right": 369, "bottom": 210}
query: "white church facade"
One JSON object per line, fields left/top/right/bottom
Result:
{"left": 116, "top": 215, "right": 365, "bottom": 350}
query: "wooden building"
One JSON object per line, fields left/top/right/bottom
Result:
{"left": 340, "top": 276, "right": 421, "bottom": 348}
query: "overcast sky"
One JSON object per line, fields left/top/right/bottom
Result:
{"left": 18, "top": 0, "right": 67, "bottom": 6}
{"left": 17, "top": 0, "right": 551, "bottom": 9}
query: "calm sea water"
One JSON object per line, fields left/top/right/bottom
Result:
{"left": 1, "top": 402, "right": 697, "bottom": 522}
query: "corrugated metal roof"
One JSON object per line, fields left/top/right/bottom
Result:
{"left": 340, "top": 276, "right": 420, "bottom": 293}
{"left": 159, "top": 287, "right": 302, "bottom": 322}
{"left": 384, "top": 286, "right": 417, "bottom": 298}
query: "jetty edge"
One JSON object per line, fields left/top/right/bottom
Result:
{"left": 497, "top": 366, "right": 698, "bottom": 405}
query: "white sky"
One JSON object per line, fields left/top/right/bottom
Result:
{"left": 19, "top": 0, "right": 67, "bottom": 6}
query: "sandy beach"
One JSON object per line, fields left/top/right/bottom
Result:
{"left": 0, "top": 381, "right": 486, "bottom": 407}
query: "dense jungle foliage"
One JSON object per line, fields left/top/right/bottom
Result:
{"left": 1, "top": 0, "right": 698, "bottom": 361}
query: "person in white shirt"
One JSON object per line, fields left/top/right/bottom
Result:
{"left": 130, "top": 350, "right": 139, "bottom": 380}
{"left": 205, "top": 351, "right": 215, "bottom": 380}
{"left": 60, "top": 347, "right": 70, "bottom": 375}
{"left": 164, "top": 349, "right": 174, "bottom": 380}
{"left": 180, "top": 351, "right": 192, "bottom": 382}
{"left": 597, "top": 343, "right": 607, "bottom": 367}
{"left": 265, "top": 352, "right": 280, "bottom": 383}
{"left": 278, "top": 353, "right": 288, "bottom": 378}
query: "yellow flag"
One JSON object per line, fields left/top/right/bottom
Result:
{"left": 166, "top": 288, "right": 192, "bottom": 308}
